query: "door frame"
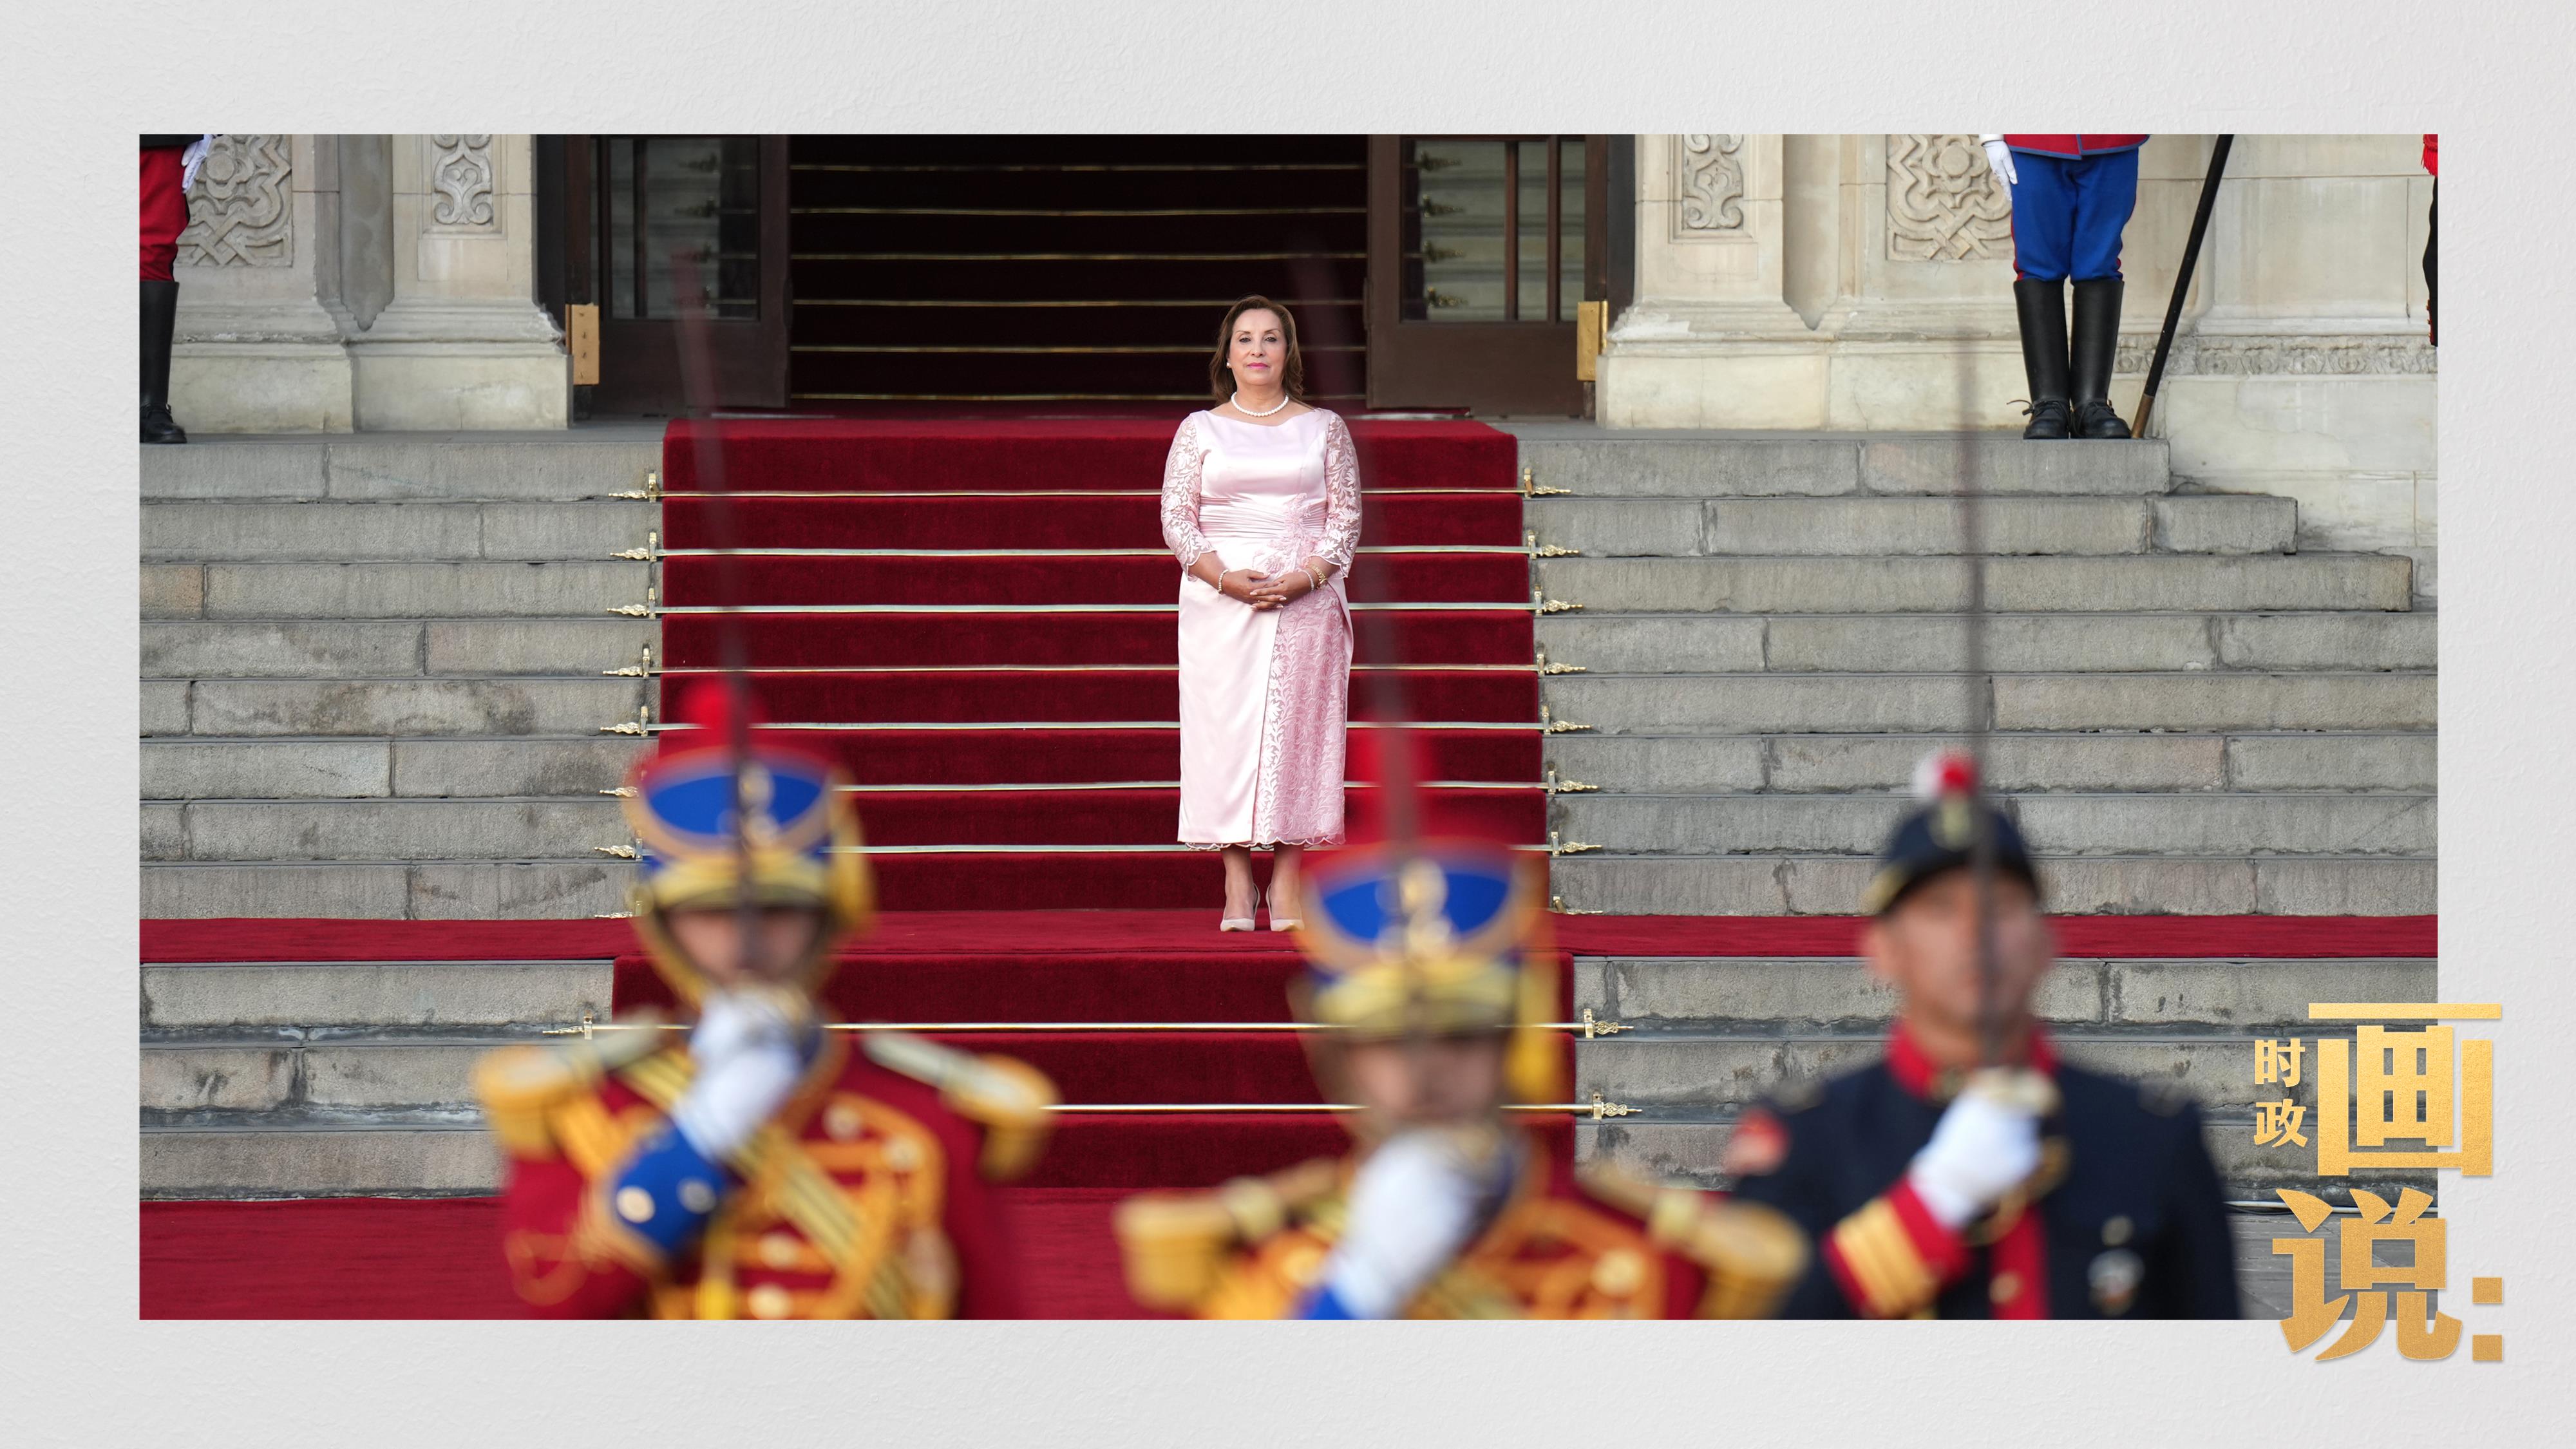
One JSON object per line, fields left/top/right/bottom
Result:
{"left": 1364, "top": 134, "right": 1605, "bottom": 417}
{"left": 554, "top": 135, "right": 792, "bottom": 414}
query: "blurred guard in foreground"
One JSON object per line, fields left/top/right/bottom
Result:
{"left": 1727, "top": 753, "right": 2240, "bottom": 1318}
{"left": 1116, "top": 840, "right": 1807, "bottom": 1318}
{"left": 474, "top": 689, "right": 1057, "bottom": 1318}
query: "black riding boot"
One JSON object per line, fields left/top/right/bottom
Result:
{"left": 2012, "top": 278, "right": 2070, "bottom": 440}
{"left": 142, "top": 278, "right": 187, "bottom": 444}
{"left": 2070, "top": 277, "right": 2131, "bottom": 439}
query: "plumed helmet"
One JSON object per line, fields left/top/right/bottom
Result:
{"left": 1860, "top": 750, "right": 2040, "bottom": 916}
{"left": 624, "top": 681, "right": 873, "bottom": 1002}
{"left": 1290, "top": 839, "right": 1562, "bottom": 1107}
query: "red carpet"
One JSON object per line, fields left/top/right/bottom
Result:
{"left": 141, "top": 911, "right": 2438, "bottom": 966}
{"left": 138, "top": 413, "right": 2439, "bottom": 1317}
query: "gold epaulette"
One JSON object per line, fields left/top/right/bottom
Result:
{"left": 1577, "top": 1162, "right": 1810, "bottom": 1320}
{"left": 862, "top": 1031, "right": 1059, "bottom": 1181}
{"left": 471, "top": 1015, "right": 667, "bottom": 1161}
{"left": 1113, "top": 1157, "right": 1342, "bottom": 1312}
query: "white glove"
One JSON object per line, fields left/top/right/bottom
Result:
{"left": 180, "top": 134, "right": 216, "bottom": 193}
{"left": 1316, "top": 1128, "right": 1517, "bottom": 1318}
{"left": 1980, "top": 136, "right": 2018, "bottom": 188}
{"left": 1904, "top": 1070, "right": 2045, "bottom": 1231}
{"left": 672, "top": 990, "right": 811, "bottom": 1160}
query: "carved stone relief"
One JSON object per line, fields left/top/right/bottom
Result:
{"left": 2115, "top": 334, "right": 2439, "bottom": 375}
{"left": 427, "top": 135, "right": 498, "bottom": 231}
{"left": 1886, "top": 133, "right": 2012, "bottom": 261}
{"left": 1675, "top": 134, "right": 1746, "bottom": 235}
{"left": 176, "top": 134, "right": 294, "bottom": 268}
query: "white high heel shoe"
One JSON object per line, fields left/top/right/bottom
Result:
{"left": 1264, "top": 887, "right": 1302, "bottom": 932}
{"left": 1220, "top": 884, "right": 1256, "bottom": 931}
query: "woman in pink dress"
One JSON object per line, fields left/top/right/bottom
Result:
{"left": 1160, "top": 296, "right": 1362, "bottom": 930}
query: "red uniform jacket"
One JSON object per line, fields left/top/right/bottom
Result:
{"left": 2003, "top": 135, "right": 2150, "bottom": 158}
{"left": 477, "top": 1030, "right": 1050, "bottom": 1319}
{"left": 1116, "top": 1128, "right": 1806, "bottom": 1320}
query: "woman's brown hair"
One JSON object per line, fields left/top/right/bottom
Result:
{"left": 1208, "top": 295, "right": 1305, "bottom": 404}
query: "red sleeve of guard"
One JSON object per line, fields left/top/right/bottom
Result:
{"left": 2424, "top": 134, "right": 2437, "bottom": 175}
{"left": 497, "top": 1153, "right": 653, "bottom": 1318}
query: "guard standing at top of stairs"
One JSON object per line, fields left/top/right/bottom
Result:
{"left": 1982, "top": 133, "right": 2147, "bottom": 442}
{"left": 140, "top": 134, "right": 213, "bottom": 446}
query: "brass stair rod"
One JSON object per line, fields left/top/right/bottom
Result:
{"left": 542, "top": 1009, "right": 1626, "bottom": 1037}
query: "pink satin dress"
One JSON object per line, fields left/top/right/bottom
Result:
{"left": 1160, "top": 408, "right": 1363, "bottom": 849}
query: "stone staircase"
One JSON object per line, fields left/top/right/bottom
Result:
{"left": 1569, "top": 951, "right": 2434, "bottom": 1205}
{"left": 1513, "top": 430, "right": 2434, "bottom": 916}
{"left": 142, "top": 953, "right": 607, "bottom": 1195}
{"left": 142, "top": 431, "right": 663, "bottom": 919}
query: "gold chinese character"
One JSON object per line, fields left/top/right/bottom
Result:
{"left": 2254, "top": 1099, "right": 2309, "bottom": 1148}
{"left": 2273, "top": 1188, "right": 2463, "bottom": 1361}
{"left": 2257, "top": 1037, "right": 2306, "bottom": 1089}
{"left": 2308, "top": 1005, "right": 2497, "bottom": 1178}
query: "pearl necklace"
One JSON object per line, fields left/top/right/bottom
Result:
{"left": 1229, "top": 390, "right": 1293, "bottom": 417}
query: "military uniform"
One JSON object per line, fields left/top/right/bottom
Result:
{"left": 140, "top": 133, "right": 213, "bottom": 444}
{"left": 1726, "top": 1027, "right": 2239, "bottom": 1319}
{"left": 1114, "top": 838, "right": 1806, "bottom": 1320}
{"left": 1120, "top": 1139, "right": 1800, "bottom": 1320}
{"left": 1725, "top": 751, "right": 2242, "bottom": 1320}
{"left": 1984, "top": 131, "right": 2148, "bottom": 440}
{"left": 474, "top": 688, "right": 1057, "bottom": 1318}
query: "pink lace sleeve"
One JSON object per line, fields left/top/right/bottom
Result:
{"left": 1316, "top": 412, "right": 1362, "bottom": 573}
{"left": 1160, "top": 413, "right": 1215, "bottom": 570}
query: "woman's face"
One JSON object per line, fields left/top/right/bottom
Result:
{"left": 1227, "top": 309, "right": 1287, "bottom": 394}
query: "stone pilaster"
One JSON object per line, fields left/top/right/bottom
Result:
{"left": 169, "top": 134, "right": 359, "bottom": 432}
{"left": 346, "top": 135, "right": 568, "bottom": 430}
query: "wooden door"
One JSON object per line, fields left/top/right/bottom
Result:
{"left": 1365, "top": 135, "right": 1606, "bottom": 417}
{"left": 557, "top": 135, "right": 790, "bottom": 414}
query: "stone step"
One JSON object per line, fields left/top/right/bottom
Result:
{"left": 1537, "top": 611, "right": 2435, "bottom": 674}
{"left": 141, "top": 960, "right": 615, "bottom": 1031}
{"left": 137, "top": 1111, "right": 2345, "bottom": 1201}
{"left": 141, "top": 860, "right": 634, "bottom": 919}
{"left": 1553, "top": 791, "right": 2434, "bottom": 858}
{"left": 1537, "top": 554, "right": 2413, "bottom": 614}
{"left": 1573, "top": 1032, "right": 2348, "bottom": 1113}
{"left": 144, "top": 1036, "right": 516, "bottom": 1113}
{"left": 143, "top": 500, "right": 656, "bottom": 562}
{"left": 1542, "top": 672, "right": 2434, "bottom": 734}
{"left": 1546, "top": 853, "right": 2434, "bottom": 916}
{"left": 153, "top": 1025, "right": 2360, "bottom": 1117}
{"left": 1527, "top": 494, "right": 2294, "bottom": 557}
{"left": 142, "top": 737, "right": 647, "bottom": 799}
{"left": 1570, "top": 955, "right": 2434, "bottom": 1032}
{"left": 141, "top": 1116, "right": 498, "bottom": 1196}
{"left": 144, "top": 677, "right": 649, "bottom": 737}
{"left": 146, "top": 797, "right": 632, "bottom": 863}
{"left": 1578, "top": 1118, "right": 2414, "bottom": 1205}
{"left": 146, "top": 560, "right": 652, "bottom": 620}
{"left": 1546, "top": 732, "right": 2436, "bottom": 794}
{"left": 1515, "top": 435, "right": 2172, "bottom": 498}
{"left": 138, "top": 435, "right": 662, "bottom": 502}
{"left": 144, "top": 618, "right": 658, "bottom": 679}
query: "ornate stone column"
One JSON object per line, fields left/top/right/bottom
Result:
{"left": 169, "top": 135, "right": 359, "bottom": 432}
{"left": 346, "top": 135, "right": 568, "bottom": 430}
{"left": 1595, "top": 135, "right": 1819, "bottom": 427}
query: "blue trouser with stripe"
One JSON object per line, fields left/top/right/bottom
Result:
{"left": 2007, "top": 148, "right": 2139, "bottom": 281}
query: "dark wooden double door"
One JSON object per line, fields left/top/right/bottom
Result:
{"left": 544, "top": 135, "right": 1605, "bottom": 417}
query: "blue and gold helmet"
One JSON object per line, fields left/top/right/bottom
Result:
{"left": 623, "top": 684, "right": 873, "bottom": 1001}
{"left": 1291, "top": 839, "right": 1561, "bottom": 1105}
